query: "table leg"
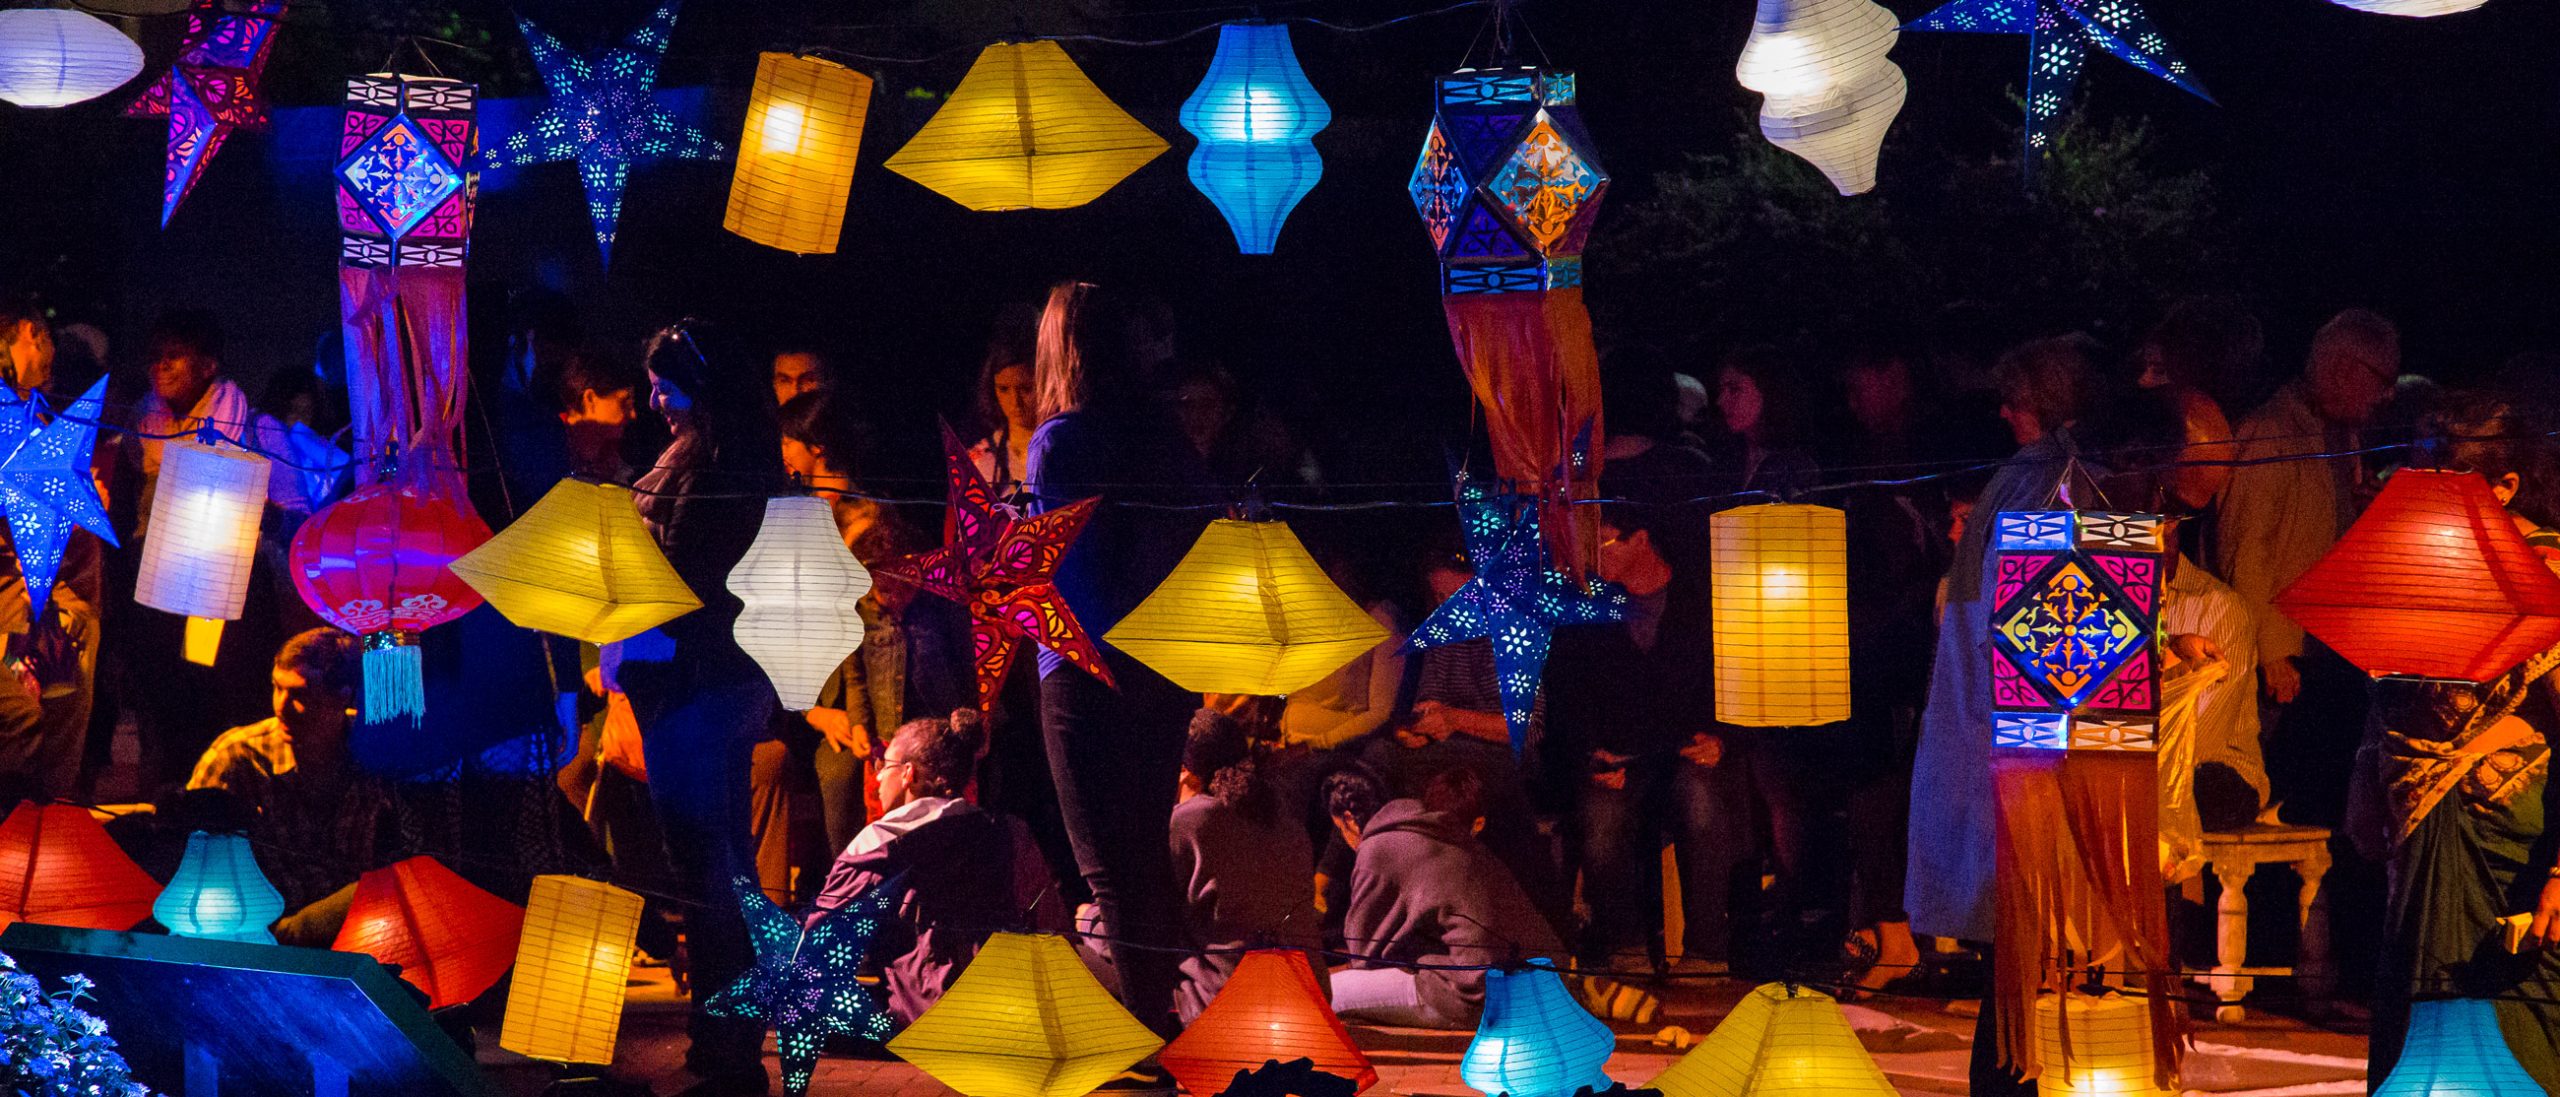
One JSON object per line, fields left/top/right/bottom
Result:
{"left": 2297, "top": 850, "right": 2333, "bottom": 1003}
{"left": 2212, "top": 861, "right": 2256, "bottom": 1022}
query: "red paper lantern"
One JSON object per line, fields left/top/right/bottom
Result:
{"left": 288, "top": 483, "right": 492, "bottom": 725}
{"left": 0, "top": 801, "right": 161, "bottom": 930}
{"left": 331, "top": 855, "right": 525, "bottom": 1010}
{"left": 1160, "top": 950, "right": 1376, "bottom": 1096}
{"left": 2275, "top": 468, "right": 2560, "bottom": 682}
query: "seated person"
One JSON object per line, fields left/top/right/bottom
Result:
{"left": 185, "top": 628, "right": 396, "bottom": 947}
{"left": 1331, "top": 766, "right": 1564, "bottom": 1029}
{"left": 811, "top": 709, "right": 1063, "bottom": 1023}
{"left": 1171, "top": 709, "right": 1320, "bottom": 1023}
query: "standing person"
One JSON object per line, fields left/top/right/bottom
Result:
{"left": 2216, "top": 309, "right": 2399, "bottom": 826}
{"left": 969, "top": 310, "right": 1039, "bottom": 502}
{"left": 1169, "top": 709, "right": 1320, "bottom": 1022}
{"left": 1714, "top": 346, "right": 1822, "bottom": 501}
{"left": 2352, "top": 394, "right": 2560, "bottom": 1091}
{"left": 0, "top": 298, "right": 98, "bottom": 799}
{"left": 769, "top": 344, "right": 831, "bottom": 408}
{"left": 1907, "top": 335, "right": 2097, "bottom": 1097}
{"left": 1024, "top": 281, "right": 1212, "bottom": 1041}
{"left": 618, "top": 321, "right": 787, "bottom": 1097}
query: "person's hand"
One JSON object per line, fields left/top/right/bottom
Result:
{"left": 2170, "top": 633, "right": 2223, "bottom": 667}
{"left": 2526, "top": 876, "right": 2560, "bottom": 950}
{"left": 1587, "top": 749, "right": 1631, "bottom": 790}
{"left": 1677, "top": 732, "right": 1724, "bottom": 768}
{"left": 805, "top": 707, "right": 867, "bottom": 756}
{"left": 1412, "top": 701, "right": 1454, "bottom": 742}
{"left": 2263, "top": 656, "right": 2303, "bottom": 704}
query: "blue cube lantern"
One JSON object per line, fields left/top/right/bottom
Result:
{"left": 1180, "top": 22, "right": 1330, "bottom": 254}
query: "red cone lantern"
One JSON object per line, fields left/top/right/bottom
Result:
{"left": 331, "top": 855, "right": 525, "bottom": 1010}
{"left": 288, "top": 483, "right": 492, "bottom": 725}
{"left": 1161, "top": 950, "right": 1377, "bottom": 1096}
{"left": 0, "top": 801, "right": 161, "bottom": 930}
{"left": 2275, "top": 468, "right": 2560, "bottom": 683}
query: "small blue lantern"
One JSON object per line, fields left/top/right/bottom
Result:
{"left": 1461, "top": 962, "right": 1615, "bottom": 1097}
{"left": 154, "top": 830, "right": 284, "bottom": 943}
{"left": 2374, "top": 998, "right": 2543, "bottom": 1096}
{"left": 1179, "top": 22, "right": 1330, "bottom": 254}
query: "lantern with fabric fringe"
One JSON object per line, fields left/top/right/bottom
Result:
{"left": 1180, "top": 23, "right": 1330, "bottom": 253}
{"left": 448, "top": 479, "right": 701, "bottom": 646}
{"left": 1160, "top": 950, "right": 1376, "bottom": 1096}
{"left": 1735, "top": 0, "right": 1905, "bottom": 195}
{"left": 1709, "top": 504, "right": 1850, "bottom": 727}
{"left": 500, "top": 875, "right": 645, "bottom": 1066}
{"left": 889, "top": 931, "right": 1163, "bottom": 1097}
{"left": 1460, "top": 963, "right": 1615, "bottom": 1097}
{"left": 0, "top": 9, "right": 142, "bottom": 108}
{"left": 885, "top": 40, "right": 1167, "bottom": 211}
{"left": 1104, "top": 518, "right": 1387, "bottom": 696}
{"left": 2372, "top": 998, "right": 2543, "bottom": 1095}
{"left": 289, "top": 483, "right": 492, "bottom": 726}
{"left": 729, "top": 495, "right": 872, "bottom": 711}
{"left": 0, "top": 801, "right": 161, "bottom": 931}
{"left": 726, "top": 51, "right": 872, "bottom": 255}
{"left": 136, "top": 439, "right": 270, "bottom": 666}
{"left": 153, "top": 830, "right": 284, "bottom": 944}
{"left": 1649, "top": 982, "right": 1895, "bottom": 1097}
{"left": 331, "top": 855, "right": 524, "bottom": 1010}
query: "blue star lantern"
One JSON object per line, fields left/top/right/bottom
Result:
{"left": 0, "top": 379, "right": 117, "bottom": 620}
{"left": 1904, "top": 0, "right": 2210, "bottom": 181}
{"left": 1404, "top": 474, "right": 1628, "bottom": 756}
{"left": 473, "top": 0, "right": 724, "bottom": 265}
{"left": 704, "top": 873, "right": 900, "bottom": 1097}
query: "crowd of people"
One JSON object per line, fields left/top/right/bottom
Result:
{"left": 0, "top": 279, "right": 2556, "bottom": 1095}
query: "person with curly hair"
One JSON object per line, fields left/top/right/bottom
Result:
{"left": 1169, "top": 708, "right": 1320, "bottom": 1021}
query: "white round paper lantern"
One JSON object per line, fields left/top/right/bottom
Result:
{"left": 1735, "top": 0, "right": 1907, "bottom": 196}
{"left": 0, "top": 9, "right": 143, "bottom": 109}
{"left": 2327, "top": 0, "right": 2489, "bottom": 15}
{"left": 728, "top": 495, "right": 871, "bottom": 711}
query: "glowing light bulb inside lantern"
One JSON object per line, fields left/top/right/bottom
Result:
{"left": 760, "top": 99, "right": 807, "bottom": 156}
{"left": 1761, "top": 565, "right": 1806, "bottom": 603}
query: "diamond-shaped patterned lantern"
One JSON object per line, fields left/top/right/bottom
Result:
{"left": 1986, "top": 510, "right": 2164, "bottom": 752}
{"left": 337, "top": 74, "right": 474, "bottom": 268}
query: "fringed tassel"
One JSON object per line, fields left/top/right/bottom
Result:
{"left": 362, "top": 632, "right": 425, "bottom": 727}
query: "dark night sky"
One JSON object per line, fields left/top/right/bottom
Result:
{"left": 2, "top": 0, "right": 2556, "bottom": 498}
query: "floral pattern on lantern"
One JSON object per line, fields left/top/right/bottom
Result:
{"left": 1903, "top": 0, "right": 2210, "bottom": 182}
{"left": 289, "top": 482, "right": 492, "bottom": 725}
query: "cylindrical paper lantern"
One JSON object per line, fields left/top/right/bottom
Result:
{"left": 1180, "top": 23, "right": 1330, "bottom": 254}
{"left": 1460, "top": 963, "right": 1615, "bottom": 1097}
{"left": 1103, "top": 518, "right": 1388, "bottom": 696}
{"left": 2033, "top": 993, "right": 2169, "bottom": 1097}
{"left": 289, "top": 483, "right": 492, "bottom": 725}
{"left": 1161, "top": 950, "right": 1376, "bottom": 1095}
{"left": 1650, "top": 982, "right": 1896, "bottom": 1097}
{"left": 1710, "top": 504, "right": 1850, "bottom": 727}
{"left": 0, "top": 9, "right": 142, "bottom": 108}
{"left": 888, "top": 932, "right": 1164, "bottom": 1097}
{"left": 501, "top": 875, "right": 645, "bottom": 1065}
{"left": 883, "top": 41, "right": 1168, "bottom": 212}
{"left": 137, "top": 439, "right": 270, "bottom": 625}
{"left": 154, "top": 830, "right": 284, "bottom": 943}
{"left": 1735, "top": 0, "right": 1905, "bottom": 196}
{"left": 0, "top": 801, "right": 161, "bottom": 931}
{"left": 2328, "top": 0, "right": 2488, "bottom": 14}
{"left": 725, "top": 52, "right": 872, "bottom": 255}
{"left": 447, "top": 479, "right": 702, "bottom": 646}
{"left": 332, "top": 855, "right": 526, "bottom": 1010}
{"left": 2373, "top": 997, "right": 2543, "bottom": 1095}
{"left": 2274, "top": 468, "right": 2560, "bottom": 682}
{"left": 729, "top": 495, "right": 872, "bottom": 711}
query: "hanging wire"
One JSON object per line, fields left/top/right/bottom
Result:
{"left": 796, "top": 0, "right": 1491, "bottom": 66}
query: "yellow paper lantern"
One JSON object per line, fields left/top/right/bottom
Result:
{"left": 1710, "top": 504, "right": 1850, "bottom": 727}
{"left": 725, "top": 52, "right": 872, "bottom": 255}
{"left": 1735, "top": 0, "right": 1907, "bottom": 196}
{"left": 2034, "top": 992, "right": 2171, "bottom": 1097}
{"left": 137, "top": 440, "right": 270, "bottom": 664}
{"left": 1650, "top": 982, "right": 1896, "bottom": 1097}
{"left": 448, "top": 479, "right": 701, "bottom": 645}
{"left": 887, "top": 932, "right": 1164, "bottom": 1097}
{"left": 500, "top": 874, "right": 645, "bottom": 1066}
{"left": 884, "top": 41, "right": 1168, "bottom": 211}
{"left": 1103, "top": 518, "right": 1389, "bottom": 696}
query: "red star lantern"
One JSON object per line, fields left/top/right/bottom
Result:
{"left": 332, "top": 855, "right": 525, "bottom": 1010}
{"left": 2276, "top": 468, "right": 2560, "bottom": 683}
{"left": 1161, "top": 950, "right": 1376, "bottom": 1096}
{"left": 0, "top": 801, "right": 161, "bottom": 931}
{"left": 125, "top": 0, "right": 287, "bottom": 227}
{"left": 289, "top": 483, "right": 493, "bottom": 726}
{"left": 873, "top": 423, "right": 1113, "bottom": 707}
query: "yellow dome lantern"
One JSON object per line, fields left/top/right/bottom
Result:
{"left": 448, "top": 479, "right": 701, "bottom": 645}
{"left": 1650, "top": 982, "right": 1896, "bottom": 1097}
{"left": 1104, "top": 518, "right": 1389, "bottom": 696}
{"left": 885, "top": 41, "right": 1167, "bottom": 211}
{"left": 887, "top": 932, "right": 1163, "bottom": 1097}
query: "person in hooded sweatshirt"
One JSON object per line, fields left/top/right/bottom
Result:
{"left": 1331, "top": 765, "right": 1565, "bottom": 1029}
{"left": 1169, "top": 709, "right": 1321, "bottom": 1022}
{"left": 810, "top": 709, "right": 1065, "bottom": 1023}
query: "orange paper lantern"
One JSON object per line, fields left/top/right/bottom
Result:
{"left": 1161, "top": 950, "right": 1376, "bottom": 1096}
{"left": 0, "top": 801, "right": 160, "bottom": 930}
{"left": 2274, "top": 468, "right": 2560, "bottom": 682}
{"left": 331, "top": 855, "right": 525, "bottom": 1010}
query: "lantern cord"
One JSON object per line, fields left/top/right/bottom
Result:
{"left": 795, "top": 0, "right": 1490, "bottom": 66}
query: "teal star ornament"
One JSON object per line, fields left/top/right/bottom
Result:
{"left": 1904, "top": 0, "right": 2210, "bottom": 182}
{"left": 472, "top": 0, "right": 724, "bottom": 264}
{"left": 704, "top": 873, "right": 900, "bottom": 1097}
{"left": 1403, "top": 473, "right": 1627, "bottom": 756}
{"left": 0, "top": 378, "right": 117, "bottom": 619}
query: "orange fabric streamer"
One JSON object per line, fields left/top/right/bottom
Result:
{"left": 1442, "top": 287, "right": 1606, "bottom": 576}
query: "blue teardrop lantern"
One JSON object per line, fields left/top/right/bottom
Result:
{"left": 155, "top": 830, "right": 286, "bottom": 943}
{"left": 2374, "top": 998, "right": 2544, "bottom": 1096}
{"left": 1180, "top": 22, "right": 1330, "bottom": 254}
{"left": 1461, "top": 962, "right": 1615, "bottom": 1097}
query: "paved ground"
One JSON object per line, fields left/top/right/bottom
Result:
{"left": 476, "top": 964, "right": 2371, "bottom": 1096}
